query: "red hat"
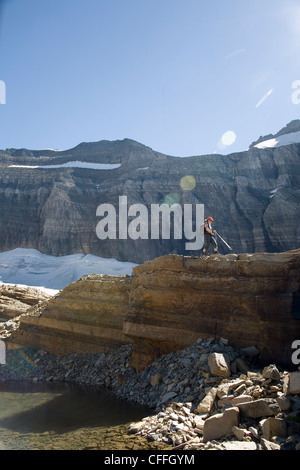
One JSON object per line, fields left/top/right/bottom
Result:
{"left": 207, "top": 217, "right": 214, "bottom": 221}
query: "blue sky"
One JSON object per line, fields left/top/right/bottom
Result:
{"left": 0, "top": 0, "right": 300, "bottom": 156}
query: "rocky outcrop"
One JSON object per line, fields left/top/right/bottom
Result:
{"left": 125, "top": 250, "right": 300, "bottom": 371}
{"left": 6, "top": 249, "right": 300, "bottom": 374}
{"left": 0, "top": 283, "right": 51, "bottom": 320}
{"left": 0, "top": 122, "right": 300, "bottom": 263}
{"left": 250, "top": 119, "right": 300, "bottom": 147}
{"left": 8, "top": 274, "right": 132, "bottom": 355}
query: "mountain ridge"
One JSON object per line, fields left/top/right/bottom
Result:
{"left": 250, "top": 119, "right": 300, "bottom": 148}
{"left": 3, "top": 120, "right": 300, "bottom": 160}
{"left": 0, "top": 121, "right": 299, "bottom": 263}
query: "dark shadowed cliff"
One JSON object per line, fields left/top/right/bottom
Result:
{"left": 0, "top": 122, "right": 300, "bottom": 264}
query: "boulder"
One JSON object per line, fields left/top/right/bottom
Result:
{"left": 208, "top": 352, "right": 231, "bottom": 378}
{"left": 232, "top": 395, "right": 254, "bottom": 406}
{"left": 196, "top": 387, "right": 217, "bottom": 414}
{"left": 237, "top": 398, "right": 281, "bottom": 418}
{"left": 150, "top": 374, "right": 162, "bottom": 387}
{"left": 262, "top": 364, "right": 281, "bottom": 381}
{"left": 288, "top": 372, "right": 300, "bottom": 395}
{"left": 232, "top": 425, "right": 250, "bottom": 441}
{"left": 276, "top": 396, "right": 291, "bottom": 412}
{"left": 203, "top": 407, "right": 239, "bottom": 442}
{"left": 260, "top": 438, "right": 281, "bottom": 450}
{"left": 260, "top": 417, "right": 287, "bottom": 441}
{"left": 221, "top": 441, "right": 258, "bottom": 450}
{"left": 160, "top": 391, "right": 177, "bottom": 405}
{"left": 128, "top": 421, "right": 145, "bottom": 434}
{"left": 193, "top": 416, "right": 205, "bottom": 432}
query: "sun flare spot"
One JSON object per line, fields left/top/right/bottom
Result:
{"left": 180, "top": 175, "right": 196, "bottom": 191}
{"left": 221, "top": 131, "right": 237, "bottom": 146}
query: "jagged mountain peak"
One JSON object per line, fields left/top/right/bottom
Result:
{"left": 276, "top": 119, "right": 300, "bottom": 136}
{"left": 250, "top": 120, "right": 300, "bottom": 149}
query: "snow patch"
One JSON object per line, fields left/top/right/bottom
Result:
{"left": 9, "top": 161, "right": 121, "bottom": 170}
{"left": 0, "top": 248, "right": 137, "bottom": 291}
{"left": 254, "top": 130, "right": 300, "bottom": 149}
{"left": 269, "top": 187, "right": 281, "bottom": 199}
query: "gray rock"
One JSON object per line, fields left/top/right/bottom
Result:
{"left": 288, "top": 372, "right": 300, "bottom": 395}
{"left": 240, "top": 346, "right": 260, "bottom": 359}
{"left": 237, "top": 398, "right": 281, "bottom": 418}
{"left": 95, "top": 353, "right": 106, "bottom": 367}
{"left": 1, "top": 122, "right": 300, "bottom": 264}
{"left": 160, "top": 391, "right": 177, "bottom": 405}
{"left": 276, "top": 395, "right": 291, "bottom": 412}
{"left": 232, "top": 425, "right": 250, "bottom": 441}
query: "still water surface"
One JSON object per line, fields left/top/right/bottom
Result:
{"left": 0, "top": 381, "right": 153, "bottom": 450}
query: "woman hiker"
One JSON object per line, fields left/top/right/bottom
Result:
{"left": 201, "top": 216, "right": 218, "bottom": 255}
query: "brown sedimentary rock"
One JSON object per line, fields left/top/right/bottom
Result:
{"left": 0, "top": 284, "right": 51, "bottom": 320}
{"left": 124, "top": 250, "right": 300, "bottom": 371}
{"left": 9, "top": 274, "right": 132, "bottom": 355}
{"left": 6, "top": 250, "right": 300, "bottom": 372}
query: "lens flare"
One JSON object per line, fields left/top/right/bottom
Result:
{"left": 17, "top": 349, "right": 38, "bottom": 370}
{"left": 255, "top": 89, "right": 274, "bottom": 108}
{"left": 162, "top": 193, "right": 180, "bottom": 206}
{"left": 221, "top": 131, "right": 237, "bottom": 146}
{"left": 180, "top": 175, "right": 196, "bottom": 191}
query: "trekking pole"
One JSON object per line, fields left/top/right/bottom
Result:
{"left": 216, "top": 232, "right": 232, "bottom": 250}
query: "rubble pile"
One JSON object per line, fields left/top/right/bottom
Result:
{"left": 0, "top": 335, "right": 299, "bottom": 450}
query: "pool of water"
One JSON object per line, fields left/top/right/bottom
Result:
{"left": 0, "top": 381, "right": 164, "bottom": 450}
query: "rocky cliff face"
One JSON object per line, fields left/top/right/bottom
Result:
{"left": 6, "top": 250, "right": 300, "bottom": 372}
{"left": 8, "top": 274, "right": 132, "bottom": 355}
{"left": 125, "top": 250, "right": 300, "bottom": 371}
{"left": 0, "top": 122, "right": 299, "bottom": 264}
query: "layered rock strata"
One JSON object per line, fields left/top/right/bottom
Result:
{"left": 6, "top": 250, "right": 300, "bottom": 373}
{"left": 0, "top": 123, "right": 300, "bottom": 263}
{"left": 8, "top": 274, "right": 132, "bottom": 355}
{"left": 0, "top": 283, "right": 51, "bottom": 320}
{"left": 124, "top": 250, "right": 300, "bottom": 371}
